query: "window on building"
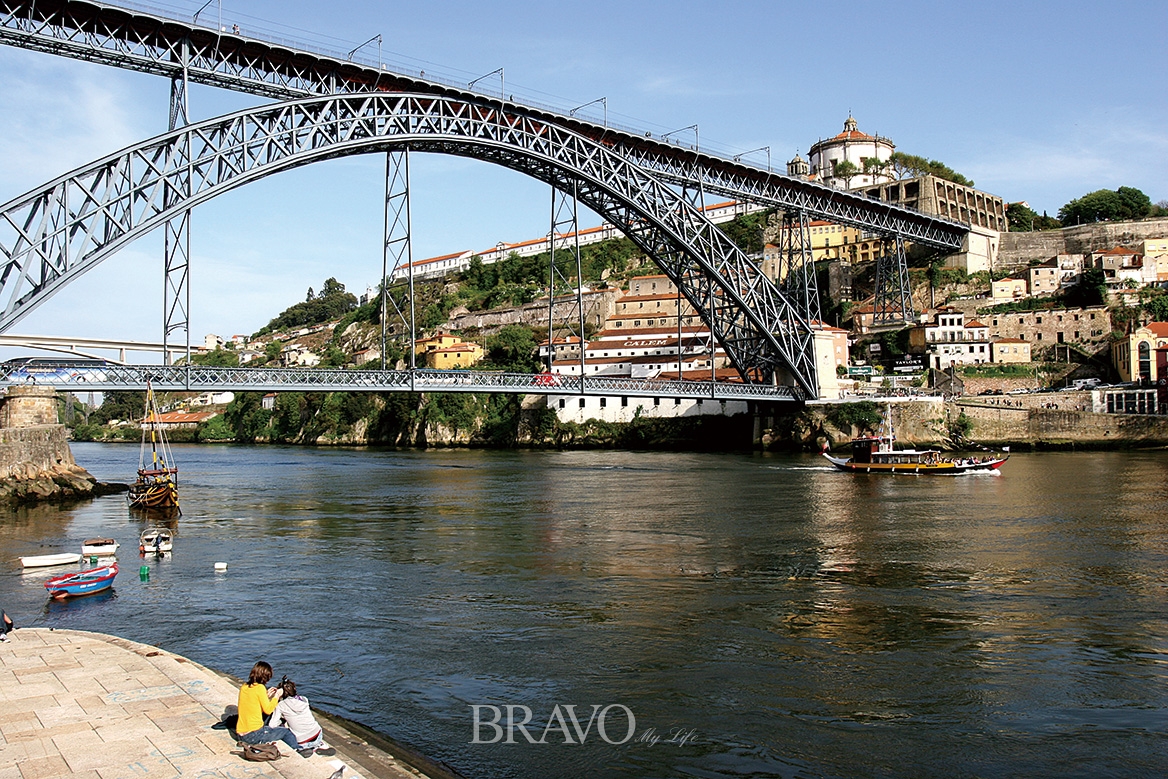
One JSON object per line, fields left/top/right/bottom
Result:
{"left": 558, "top": 399, "right": 565, "bottom": 409}
{"left": 1037, "top": 333, "right": 1042, "bottom": 341}
{"left": 1139, "top": 341, "right": 1151, "bottom": 382}
{"left": 1036, "top": 316, "right": 1042, "bottom": 324}
{"left": 579, "top": 398, "right": 586, "bottom": 409}
{"left": 599, "top": 398, "right": 607, "bottom": 408}
{"left": 1057, "top": 332, "right": 1064, "bottom": 343}
{"left": 621, "top": 397, "right": 628, "bottom": 407}
{"left": 653, "top": 398, "right": 660, "bottom": 406}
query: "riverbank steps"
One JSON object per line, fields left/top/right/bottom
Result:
{"left": 0, "top": 628, "right": 439, "bottom": 779}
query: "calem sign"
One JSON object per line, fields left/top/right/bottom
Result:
{"left": 470, "top": 704, "right": 636, "bottom": 745}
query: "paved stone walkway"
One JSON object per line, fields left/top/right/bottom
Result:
{"left": 0, "top": 628, "right": 437, "bottom": 779}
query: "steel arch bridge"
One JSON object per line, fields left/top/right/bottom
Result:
{"left": 0, "top": 0, "right": 968, "bottom": 248}
{"left": 0, "top": 92, "right": 821, "bottom": 395}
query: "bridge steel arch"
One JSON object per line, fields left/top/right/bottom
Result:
{"left": 0, "top": 93, "right": 819, "bottom": 396}
{"left": 0, "top": 0, "right": 968, "bottom": 250}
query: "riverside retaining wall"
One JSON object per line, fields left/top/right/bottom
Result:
{"left": 955, "top": 401, "right": 1168, "bottom": 447}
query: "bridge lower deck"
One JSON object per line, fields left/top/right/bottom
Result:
{"left": 0, "top": 365, "right": 803, "bottom": 401}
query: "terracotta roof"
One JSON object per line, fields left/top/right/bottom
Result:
{"left": 1146, "top": 322, "right": 1168, "bottom": 339}
{"left": 1098, "top": 246, "right": 1138, "bottom": 255}
{"left": 147, "top": 411, "right": 218, "bottom": 424}
{"left": 966, "top": 320, "right": 988, "bottom": 328}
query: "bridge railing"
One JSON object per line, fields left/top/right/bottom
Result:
{"left": 0, "top": 364, "right": 803, "bottom": 401}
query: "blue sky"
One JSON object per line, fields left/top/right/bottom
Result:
{"left": 0, "top": 0, "right": 1164, "bottom": 357}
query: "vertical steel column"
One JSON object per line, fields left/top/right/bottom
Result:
{"left": 778, "top": 211, "right": 820, "bottom": 326}
{"left": 872, "top": 234, "right": 914, "bottom": 327}
{"left": 547, "top": 183, "right": 586, "bottom": 387}
{"left": 163, "top": 38, "right": 191, "bottom": 365}
{"left": 382, "top": 150, "right": 416, "bottom": 373}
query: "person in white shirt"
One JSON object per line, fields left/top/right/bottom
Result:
{"left": 269, "top": 677, "right": 336, "bottom": 757}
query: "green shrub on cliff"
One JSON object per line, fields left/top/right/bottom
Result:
{"left": 825, "top": 402, "right": 882, "bottom": 434}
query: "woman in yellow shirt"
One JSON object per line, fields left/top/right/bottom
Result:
{"left": 236, "top": 661, "right": 302, "bottom": 753}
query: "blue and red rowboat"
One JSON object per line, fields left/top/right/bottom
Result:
{"left": 44, "top": 562, "right": 118, "bottom": 599}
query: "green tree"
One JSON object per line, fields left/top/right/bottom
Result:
{"left": 224, "top": 392, "right": 272, "bottom": 443}
{"left": 1007, "top": 202, "right": 1038, "bottom": 232}
{"left": 1064, "top": 267, "right": 1108, "bottom": 307}
{"left": 887, "top": 152, "right": 973, "bottom": 187}
{"left": 186, "top": 348, "right": 239, "bottom": 367}
{"left": 719, "top": 211, "right": 769, "bottom": 254}
{"left": 255, "top": 278, "right": 358, "bottom": 335}
{"left": 91, "top": 391, "right": 145, "bottom": 425}
{"left": 1058, "top": 187, "right": 1152, "bottom": 224}
{"left": 833, "top": 159, "right": 859, "bottom": 188}
{"left": 1143, "top": 293, "right": 1168, "bottom": 322}
{"left": 484, "top": 325, "right": 540, "bottom": 372}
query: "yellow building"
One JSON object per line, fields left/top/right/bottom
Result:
{"left": 1112, "top": 322, "right": 1168, "bottom": 383}
{"left": 991, "top": 337, "right": 1031, "bottom": 363}
{"left": 991, "top": 277, "right": 1028, "bottom": 303}
{"left": 762, "top": 221, "right": 887, "bottom": 280}
{"left": 416, "top": 334, "right": 484, "bottom": 369}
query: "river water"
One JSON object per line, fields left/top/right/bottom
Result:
{"left": 1, "top": 444, "right": 1167, "bottom": 778}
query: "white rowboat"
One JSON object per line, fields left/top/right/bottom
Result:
{"left": 81, "top": 538, "right": 120, "bottom": 556}
{"left": 21, "top": 553, "right": 82, "bottom": 569}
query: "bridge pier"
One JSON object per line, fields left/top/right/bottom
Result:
{"left": 0, "top": 387, "right": 124, "bottom": 503}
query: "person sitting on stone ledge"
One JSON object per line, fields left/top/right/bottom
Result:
{"left": 268, "top": 677, "right": 337, "bottom": 757}
{"left": 236, "top": 661, "right": 300, "bottom": 753}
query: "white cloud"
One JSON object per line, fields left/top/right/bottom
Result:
{"left": 0, "top": 52, "right": 151, "bottom": 197}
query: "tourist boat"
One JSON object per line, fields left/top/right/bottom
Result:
{"left": 823, "top": 405, "right": 1008, "bottom": 475}
{"left": 20, "top": 552, "right": 82, "bottom": 569}
{"left": 139, "top": 527, "right": 173, "bottom": 555}
{"left": 44, "top": 562, "right": 118, "bottom": 599}
{"left": 81, "top": 538, "right": 120, "bottom": 556}
{"left": 128, "top": 380, "right": 180, "bottom": 512}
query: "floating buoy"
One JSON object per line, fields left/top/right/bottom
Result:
{"left": 214, "top": 562, "right": 228, "bottom": 571}
{"left": 139, "top": 565, "right": 150, "bottom": 580}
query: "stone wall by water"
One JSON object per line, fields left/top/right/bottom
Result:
{"left": 0, "top": 386, "right": 122, "bottom": 503}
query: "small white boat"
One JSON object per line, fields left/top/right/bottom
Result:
{"left": 21, "top": 552, "right": 82, "bottom": 569}
{"left": 81, "top": 538, "right": 120, "bottom": 556}
{"left": 139, "top": 528, "right": 173, "bottom": 554}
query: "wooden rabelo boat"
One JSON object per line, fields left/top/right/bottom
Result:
{"left": 44, "top": 562, "right": 118, "bottom": 599}
{"left": 128, "top": 381, "right": 179, "bottom": 511}
{"left": 823, "top": 405, "right": 1008, "bottom": 476}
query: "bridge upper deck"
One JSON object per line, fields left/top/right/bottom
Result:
{"left": 0, "top": 0, "right": 968, "bottom": 249}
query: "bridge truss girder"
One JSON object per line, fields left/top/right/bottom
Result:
{"left": 0, "top": 93, "right": 818, "bottom": 395}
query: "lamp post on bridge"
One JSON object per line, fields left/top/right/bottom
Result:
{"left": 569, "top": 97, "right": 607, "bottom": 128}
{"left": 662, "top": 124, "right": 699, "bottom": 151}
{"left": 468, "top": 67, "right": 504, "bottom": 99}
{"left": 734, "top": 146, "right": 771, "bottom": 172}
{"left": 347, "top": 34, "right": 382, "bottom": 66}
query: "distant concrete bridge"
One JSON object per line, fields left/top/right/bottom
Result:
{"left": 0, "top": 333, "right": 197, "bottom": 362}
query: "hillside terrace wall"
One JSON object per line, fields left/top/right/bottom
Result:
{"left": 449, "top": 288, "right": 618, "bottom": 332}
{"left": 998, "top": 217, "right": 1168, "bottom": 271}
